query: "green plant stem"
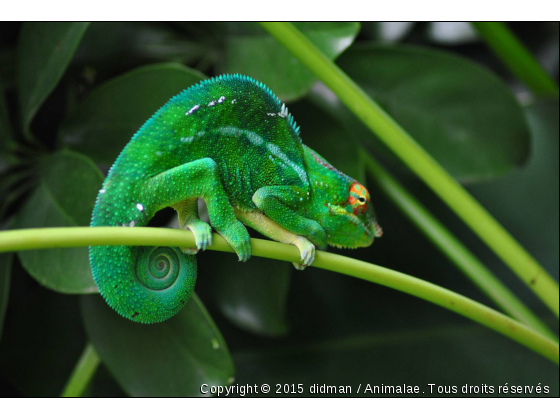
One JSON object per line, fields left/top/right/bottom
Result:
{"left": 259, "top": 22, "right": 559, "bottom": 318}
{"left": 60, "top": 342, "right": 100, "bottom": 397}
{"left": 362, "top": 151, "right": 556, "bottom": 340}
{"left": 0, "top": 227, "right": 558, "bottom": 364}
{"left": 472, "top": 22, "right": 559, "bottom": 97}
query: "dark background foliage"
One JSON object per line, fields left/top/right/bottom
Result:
{"left": 0, "top": 22, "right": 558, "bottom": 397}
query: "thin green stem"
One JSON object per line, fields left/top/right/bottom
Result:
{"left": 362, "top": 151, "right": 556, "bottom": 340}
{"left": 472, "top": 22, "right": 558, "bottom": 97}
{"left": 0, "top": 227, "right": 557, "bottom": 364}
{"left": 259, "top": 22, "right": 559, "bottom": 318}
{"left": 60, "top": 342, "right": 100, "bottom": 397}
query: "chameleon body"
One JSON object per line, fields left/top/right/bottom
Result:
{"left": 90, "top": 74, "right": 382, "bottom": 324}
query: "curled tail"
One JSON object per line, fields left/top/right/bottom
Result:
{"left": 89, "top": 244, "right": 197, "bottom": 323}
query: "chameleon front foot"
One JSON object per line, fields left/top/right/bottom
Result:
{"left": 292, "top": 236, "right": 315, "bottom": 270}
{"left": 181, "top": 219, "right": 213, "bottom": 255}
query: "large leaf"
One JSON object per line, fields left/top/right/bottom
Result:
{"left": 223, "top": 22, "right": 360, "bottom": 102}
{"left": 59, "top": 63, "right": 205, "bottom": 165}
{"left": 16, "top": 22, "right": 89, "bottom": 132}
{"left": 469, "top": 99, "right": 559, "bottom": 280}
{"left": 0, "top": 288, "right": 86, "bottom": 397}
{"left": 73, "top": 22, "right": 206, "bottom": 72}
{"left": 332, "top": 44, "right": 531, "bottom": 182}
{"left": 204, "top": 252, "right": 292, "bottom": 337}
{"left": 0, "top": 253, "right": 13, "bottom": 342}
{"left": 81, "top": 293, "right": 234, "bottom": 397}
{"left": 15, "top": 150, "right": 102, "bottom": 293}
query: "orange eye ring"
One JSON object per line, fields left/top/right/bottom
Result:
{"left": 348, "top": 182, "right": 370, "bottom": 215}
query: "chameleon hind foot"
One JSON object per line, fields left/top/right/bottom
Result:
{"left": 181, "top": 219, "right": 213, "bottom": 255}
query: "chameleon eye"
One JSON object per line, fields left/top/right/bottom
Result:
{"left": 348, "top": 182, "right": 370, "bottom": 214}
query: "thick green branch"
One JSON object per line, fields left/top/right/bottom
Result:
{"left": 472, "top": 22, "right": 558, "bottom": 97}
{"left": 259, "top": 22, "right": 559, "bottom": 318}
{"left": 0, "top": 227, "right": 557, "bottom": 364}
{"left": 362, "top": 151, "right": 555, "bottom": 340}
{"left": 60, "top": 342, "right": 100, "bottom": 397}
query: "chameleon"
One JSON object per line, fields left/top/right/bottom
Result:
{"left": 90, "top": 74, "right": 382, "bottom": 324}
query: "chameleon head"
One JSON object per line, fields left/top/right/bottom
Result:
{"left": 322, "top": 181, "right": 382, "bottom": 249}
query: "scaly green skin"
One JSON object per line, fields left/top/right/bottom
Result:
{"left": 90, "top": 74, "right": 382, "bottom": 324}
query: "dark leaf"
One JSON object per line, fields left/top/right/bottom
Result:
{"left": 17, "top": 22, "right": 89, "bottom": 133}
{"left": 469, "top": 99, "right": 559, "bottom": 279}
{"left": 15, "top": 150, "right": 102, "bottom": 293}
{"left": 332, "top": 44, "right": 531, "bottom": 182}
{"left": 81, "top": 293, "right": 234, "bottom": 397}
{"left": 207, "top": 252, "right": 292, "bottom": 337}
{"left": 60, "top": 63, "right": 205, "bottom": 165}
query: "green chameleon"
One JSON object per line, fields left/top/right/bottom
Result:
{"left": 90, "top": 74, "right": 382, "bottom": 324}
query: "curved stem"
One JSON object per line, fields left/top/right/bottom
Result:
{"left": 0, "top": 226, "right": 558, "bottom": 364}
{"left": 472, "top": 22, "right": 558, "bottom": 97}
{"left": 60, "top": 342, "right": 100, "bottom": 397}
{"left": 362, "top": 151, "right": 555, "bottom": 340}
{"left": 259, "top": 22, "right": 559, "bottom": 318}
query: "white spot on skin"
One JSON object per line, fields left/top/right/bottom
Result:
{"left": 231, "top": 99, "right": 237, "bottom": 104}
{"left": 156, "top": 151, "right": 162, "bottom": 156}
{"left": 208, "top": 101, "right": 216, "bottom": 107}
{"left": 181, "top": 136, "right": 194, "bottom": 143}
{"left": 129, "top": 221, "right": 136, "bottom": 227}
{"left": 186, "top": 105, "right": 199, "bottom": 115}
{"left": 99, "top": 189, "right": 106, "bottom": 194}
{"left": 217, "top": 96, "right": 226, "bottom": 104}
{"left": 136, "top": 203, "right": 144, "bottom": 212}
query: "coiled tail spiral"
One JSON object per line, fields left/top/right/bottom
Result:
{"left": 90, "top": 244, "right": 197, "bottom": 324}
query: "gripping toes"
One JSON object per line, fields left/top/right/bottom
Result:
{"left": 218, "top": 220, "right": 251, "bottom": 262}
{"left": 191, "top": 221, "right": 213, "bottom": 251}
{"left": 181, "top": 220, "right": 212, "bottom": 254}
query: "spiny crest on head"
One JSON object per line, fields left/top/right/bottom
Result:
{"left": 308, "top": 148, "right": 352, "bottom": 182}
{"left": 178, "top": 74, "right": 302, "bottom": 140}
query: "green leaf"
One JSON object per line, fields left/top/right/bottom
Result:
{"left": 0, "top": 253, "right": 13, "bottom": 342}
{"left": 59, "top": 63, "right": 205, "bottom": 165}
{"left": 81, "top": 293, "right": 234, "bottom": 397}
{"left": 469, "top": 99, "right": 559, "bottom": 279}
{"left": 333, "top": 43, "right": 531, "bottom": 182}
{"left": 223, "top": 22, "right": 360, "bottom": 102}
{"left": 0, "top": 288, "right": 86, "bottom": 397}
{"left": 15, "top": 150, "right": 102, "bottom": 293}
{"left": 74, "top": 22, "right": 206, "bottom": 71}
{"left": 16, "top": 22, "right": 90, "bottom": 133}
{"left": 205, "top": 252, "right": 292, "bottom": 337}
